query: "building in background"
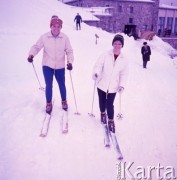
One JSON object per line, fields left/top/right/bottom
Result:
{"left": 64, "top": 0, "right": 177, "bottom": 48}
{"left": 158, "top": 4, "right": 177, "bottom": 49}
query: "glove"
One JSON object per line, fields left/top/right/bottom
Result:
{"left": 92, "top": 73, "right": 98, "bottom": 80}
{"left": 117, "top": 86, "right": 124, "bottom": 93}
{"left": 27, "top": 55, "right": 34, "bottom": 63}
{"left": 67, "top": 63, "right": 73, "bottom": 70}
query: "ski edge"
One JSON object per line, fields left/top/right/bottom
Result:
{"left": 110, "top": 132, "right": 124, "bottom": 160}
{"left": 61, "top": 110, "right": 69, "bottom": 134}
{"left": 40, "top": 113, "right": 51, "bottom": 138}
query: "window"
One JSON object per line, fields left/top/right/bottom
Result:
{"left": 167, "top": 17, "right": 173, "bottom": 30}
{"left": 158, "top": 17, "right": 165, "bottom": 32}
{"left": 129, "top": 18, "right": 133, "bottom": 24}
{"left": 130, "top": 6, "right": 133, "bottom": 13}
{"left": 174, "top": 18, "right": 177, "bottom": 34}
{"left": 142, "top": 25, "right": 147, "bottom": 31}
{"left": 118, "top": 5, "right": 122, "bottom": 12}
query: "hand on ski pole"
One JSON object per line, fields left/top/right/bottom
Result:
{"left": 67, "top": 63, "right": 73, "bottom": 70}
{"left": 92, "top": 73, "right": 98, "bottom": 80}
{"left": 117, "top": 86, "right": 124, "bottom": 94}
{"left": 27, "top": 55, "right": 34, "bottom": 63}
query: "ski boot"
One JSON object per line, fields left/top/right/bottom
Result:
{"left": 108, "top": 119, "right": 115, "bottom": 133}
{"left": 101, "top": 113, "right": 107, "bottom": 124}
{"left": 62, "top": 100, "right": 68, "bottom": 111}
{"left": 46, "top": 102, "right": 53, "bottom": 114}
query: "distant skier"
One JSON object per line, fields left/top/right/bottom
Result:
{"left": 92, "top": 34, "right": 129, "bottom": 133}
{"left": 141, "top": 42, "right": 151, "bottom": 69}
{"left": 27, "top": 15, "right": 74, "bottom": 114}
{"left": 74, "top": 13, "right": 82, "bottom": 30}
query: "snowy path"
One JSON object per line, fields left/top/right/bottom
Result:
{"left": 1, "top": 0, "right": 177, "bottom": 179}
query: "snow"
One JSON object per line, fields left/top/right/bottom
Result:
{"left": 159, "top": 4, "right": 177, "bottom": 9}
{"left": 160, "top": 0, "right": 177, "bottom": 6}
{"left": 63, "top": 0, "right": 154, "bottom": 3}
{"left": 0, "top": 0, "right": 177, "bottom": 180}
{"left": 122, "top": 0, "right": 154, "bottom": 2}
{"left": 79, "top": 7, "right": 113, "bottom": 17}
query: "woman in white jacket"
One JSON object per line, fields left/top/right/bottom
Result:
{"left": 92, "top": 34, "right": 129, "bottom": 133}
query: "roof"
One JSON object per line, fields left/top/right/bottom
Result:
{"left": 159, "top": 4, "right": 177, "bottom": 10}
{"left": 119, "top": 0, "right": 154, "bottom": 2}
{"left": 63, "top": 0, "right": 77, "bottom": 3}
{"left": 84, "top": 7, "right": 113, "bottom": 16}
{"left": 63, "top": 0, "right": 154, "bottom": 2}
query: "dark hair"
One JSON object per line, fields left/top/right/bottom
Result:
{"left": 112, "top": 34, "right": 124, "bottom": 47}
{"left": 51, "top": 15, "right": 58, "bottom": 19}
{"left": 143, "top": 42, "right": 147, "bottom": 45}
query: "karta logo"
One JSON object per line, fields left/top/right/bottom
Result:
{"left": 116, "top": 162, "right": 177, "bottom": 180}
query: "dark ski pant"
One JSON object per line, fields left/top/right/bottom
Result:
{"left": 97, "top": 88, "right": 116, "bottom": 120}
{"left": 76, "top": 22, "right": 81, "bottom": 30}
{"left": 43, "top": 66, "right": 66, "bottom": 103}
{"left": 143, "top": 60, "right": 148, "bottom": 68}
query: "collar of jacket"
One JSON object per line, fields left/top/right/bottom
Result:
{"left": 47, "top": 31, "right": 63, "bottom": 38}
{"left": 108, "top": 49, "right": 123, "bottom": 59}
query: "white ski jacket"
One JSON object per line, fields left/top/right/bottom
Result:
{"left": 92, "top": 50, "right": 129, "bottom": 93}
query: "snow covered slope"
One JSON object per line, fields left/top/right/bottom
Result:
{"left": 0, "top": 0, "right": 177, "bottom": 180}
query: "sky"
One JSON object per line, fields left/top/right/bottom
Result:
{"left": 0, "top": 0, "right": 177, "bottom": 180}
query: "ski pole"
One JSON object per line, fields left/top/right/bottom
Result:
{"left": 117, "top": 93, "right": 123, "bottom": 120}
{"left": 88, "top": 80, "right": 96, "bottom": 117}
{"left": 69, "top": 71, "right": 80, "bottom": 115}
{"left": 31, "top": 62, "right": 45, "bottom": 91}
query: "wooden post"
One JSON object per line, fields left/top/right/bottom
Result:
{"left": 95, "top": 33, "right": 99, "bottom": 44}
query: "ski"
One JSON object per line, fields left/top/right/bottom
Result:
{"left": 103, "top": 124, "right": 111, "bottom": 147}
{"left": 61, "top": 110, "right": 69, "bottom": 134}
{"left": 109, "top": 132, "right": 123, "bottom": 160}
{"left": 40, "top": 113, "right": 52, "bottom": 137}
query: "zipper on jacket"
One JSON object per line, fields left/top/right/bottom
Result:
{"left": 54, "top": 37, "right": 57, "bottom": 69}
{"left": 106, "top": 55, "right": 116, "bottom": 93}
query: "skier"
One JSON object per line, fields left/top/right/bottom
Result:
{"left": 27, "top": 15, "right": 74, "bottom": 114}
{"left": 74, "top": 13, "right": 82, "bottom": 30}
{"left": 141, "top": 41, "right": 151, "bottom": 69}
{"left": 92, "top": 34, "right": 129, "bottom": 133}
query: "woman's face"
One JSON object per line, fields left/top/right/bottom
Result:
{"left": 51, "top": 24, "right": 61, "bottom": 36}
{"left": 113, "top": 41, "right": 122, "bottom": 50}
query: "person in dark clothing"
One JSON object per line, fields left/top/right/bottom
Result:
{"left": 158, "top": 29, "right": 161, "bottom": 36}
{"left": 74, "top": 13, "right": 82, "bottom": 30}
{"left": 164, "top": 28, "right": 168, "bottom": 37}
{"left": 141, "top": 42, "right": 151, "bottom": 69}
